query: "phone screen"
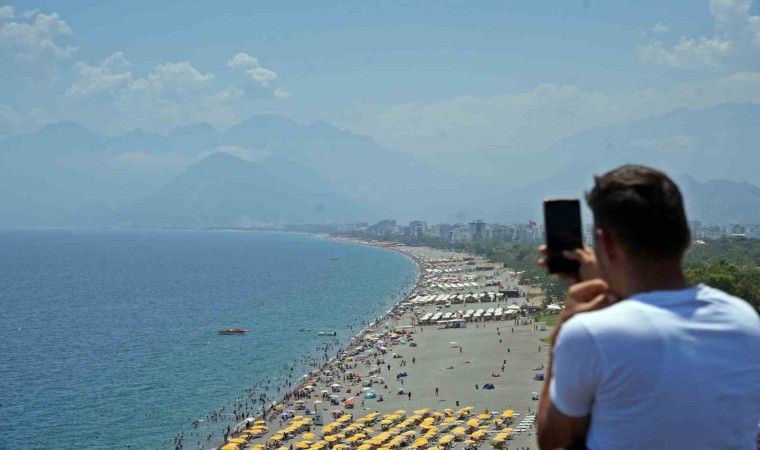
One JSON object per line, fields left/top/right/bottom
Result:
{"left": 544, "top": 199, "right": 583, "bottom": 274}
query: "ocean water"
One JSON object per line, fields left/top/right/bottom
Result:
{"left": 0, "top": 229, "right": 417, "bottom": 450}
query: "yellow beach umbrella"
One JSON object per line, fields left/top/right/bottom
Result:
{"left": 438, "top": 434, "right": 455, "bottom": 445}
{"left": 255, "top": 420, "right": 267, "bottom": 425}
{"left": 357, "top": 445, "right": 372, "bottom": 450}
{"left": 302, "top": 432, "right": 316, "bottom": 440}
{"left": 471, "top": 430, "right": 487, "bottom": 440}
{"left": 466, "top": 419, "right": 480, "bottom": 428}
{"left": 324, "top": 435, "right": 340, "bottom": 442}
{"left": 270, "top": 435, "right": 284, "bottom": 442}
{"left": 294, "top": 442, "right": 310, "bottom": 449}
{"left": 229, "top": 438, "right": 247, "bottom": 444}
{"left": 411, "top": 437, "right": 428, "bottom": 447}
{"left": 476, "top": 413, "right": 491, "bottom": 420}
{"left": 451, "top": 427, "right": 465, "bottom": 436}
{"left": 413, "top": 408, "right": 430, "bottom": 415}
{"left": 221, "top": 444, "right": 240, "bottom": 450}
{"left": 275, "top": 404, "right": 284, "bottom": 411}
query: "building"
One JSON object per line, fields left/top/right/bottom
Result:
{"left": 431, "top": 223, "right": 453, "bottom": 240}
{"left": 451, "top": 225, "right": 471, "bottom": 242}
{"left": 688, "top": 221, "right": 702, "bottom": 239}
{"left": 488, "top": 224, "right": 513, "bottom": 241}
{"left": 409, "top": 221, "right": 428, "bottom": 238}
{"left": 469, "top": 220, "right": 487, "bottom": 241}
{"left": 369, "top": 219, "right": 396, "bottom": 234}
{"left": 702, "top": 225, "right": 724, "bottom": 240}
{"left": 730, "top": 223, "right": 747, "bottom": 235}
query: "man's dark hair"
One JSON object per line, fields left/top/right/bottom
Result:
{"left": 586, "top": 165, "right": 690, "bottom": 260}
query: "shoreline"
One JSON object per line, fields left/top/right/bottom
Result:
{"left": 208, "top": 236, "right": 425, "bottom": 449}
{"left": 210, "top": 236, "right": 550, "bottom": 450}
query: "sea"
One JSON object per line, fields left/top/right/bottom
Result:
{"left": 0, "top": 229, "right": 418, "bottom": 450}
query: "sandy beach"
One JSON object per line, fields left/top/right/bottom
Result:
{"left": 214, "top": 241, "right": 552, "bottom": 450}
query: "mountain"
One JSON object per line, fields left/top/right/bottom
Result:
{"left": 494, "top": 103, "right": 760, "bottom": 222}
{"left": 678, "top": 175, "right": 760, "bottom": 224}
{"left": 536, "top": 103, "right": 760, "bottom": 187}
{"left": 1, "top": 103, "right": 759, "bottom": 226}
{"left": 125, "top": 152, "right": 368, "bottom": 227}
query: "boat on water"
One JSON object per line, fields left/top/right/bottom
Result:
{"left": 317, "top": 331, "right": 337, "bottom": 336}
{"left": 218, "top": 328, "right": 248, "bottom": 335}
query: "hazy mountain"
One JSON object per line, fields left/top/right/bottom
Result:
{"left": 124, "top": 152, "right": 368, "bottom": 227}
{"left": 679, "top": 175, "right": 760, "bottom": 224}
{"left": 493, "top": 103, "right": 760, "bottom": 223}
{"left": 1, "top": 103, "right": 759, "bottom": 226}
{"left": 536, "top": 103, "right": 760, "bottom": 186}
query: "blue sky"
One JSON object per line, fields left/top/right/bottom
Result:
{"left": 1, "top": 0, "right": 759, "bottom": 165}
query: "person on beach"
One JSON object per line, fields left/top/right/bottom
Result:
{"left": 536, "top": 165, "right": 760, "bottom": 450}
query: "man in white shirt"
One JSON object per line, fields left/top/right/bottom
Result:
{"left": 536, "top": 165, "right": 760, "bottom": 450}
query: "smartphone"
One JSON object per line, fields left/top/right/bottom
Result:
{"left": 543, "top": 199, "right": 583, "bottom": 275}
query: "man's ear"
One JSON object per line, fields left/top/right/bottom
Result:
{"left": 596, "top": 228, "right": 618, "bottom": 262}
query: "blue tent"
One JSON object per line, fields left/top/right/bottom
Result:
{"left": 483, "top": 383, "right": 495, "bottom": 390}
{"left": 364, "top": 392, "right": 376, "bottom": 399}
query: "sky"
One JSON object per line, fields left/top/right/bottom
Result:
{"left": 2, "top": 0, "right": 760, "bottom": 169}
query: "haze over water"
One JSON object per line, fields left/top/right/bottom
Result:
{"left": 0, "top": 229, "right": 417, "bottom": 449}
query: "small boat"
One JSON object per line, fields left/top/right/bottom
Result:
{"left": 218, "top": 328, "right": 248, "bottom": 335}
{"left": 317, "top": 331, "right": 337, "bottom": 336}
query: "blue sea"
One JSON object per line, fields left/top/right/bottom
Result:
{"left": 0, "top": 229, "right": 417, "bottom": 450}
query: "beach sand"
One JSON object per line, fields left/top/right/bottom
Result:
{"left": 219, "top": 242, "right": 552, "bottom": 450}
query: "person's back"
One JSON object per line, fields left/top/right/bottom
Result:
{"left": 552, "top": 284, "right": 760, "bottom": 449}
{"left": 537, "top": 165, "right": 760, "bottom": 450}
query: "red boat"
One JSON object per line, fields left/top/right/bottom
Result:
{"left": 218, "top": 328, "right": 248, "bottom": 335}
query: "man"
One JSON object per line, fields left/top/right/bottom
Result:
{"left": 536, "top": 165, "right": 760, "bottom": 450}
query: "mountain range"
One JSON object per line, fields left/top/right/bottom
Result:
{"left": 0, "top": 103, "right": 759, "bottom": 227}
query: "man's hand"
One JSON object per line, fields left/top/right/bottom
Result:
{"left": 539, "top": 278, "right": 614, "bottom": 450}
{"left": 537, "top": 245, "right": 600, "bottom": 285}
{"left": 551, "top": 278, "right": 616, "bottom": 346}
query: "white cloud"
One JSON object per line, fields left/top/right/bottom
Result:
{"left": 66, "top": 52, "right": 247, "bottom": 133}
{"left": 0, "top": 11, "right": 77, "bottom": 65}
{"left": 197, "top": 145, "right": 271, "bottom": 162}
{"left": 0, "top": 104, "right": 54, "bottom": 136}
{"left": 115, "top": 151, "right": 148, "bottom": 164}
{"left": 639, "top": 37, "right": 732, "bottom": 68}
{"left": 227, "top": 52, "right": 277, "bottom": 87}
{"left": 709, "top": 0, "right": 750, "bottom": 24}
{"left": 331, "top": 72, "right": 760, "bottom": 158}
{"left": 652, "top": 22, "right": 669, "bottom": 34}
{"left": 274, "top": 89, "right": 292, "bottom": 99}
{"left": 18, "top": 9, "right": 39, "bottom": 19}
{"left": 629, "top": 134, "right": 699, "bottom": 153}
{"left": 67, "top": 51, "right": 132, "bottom": 99}
{"left": 640, "top": 0, "right": 760, "bottom": 69}
{"left": 0, "top": 5, "right": 13, "bottom": 20}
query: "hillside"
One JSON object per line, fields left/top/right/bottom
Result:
{"left": 125, "top": 153, "right": 367, "bottom": 227}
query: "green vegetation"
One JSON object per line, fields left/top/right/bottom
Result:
{"left": 683, "top": 237, "right": 760, "bottom": 312}
{"left": 369, "top": 234, "right": 760, "bottom": 313}
{"left": 536, "top": 313, "right": 561, "bottom": 326}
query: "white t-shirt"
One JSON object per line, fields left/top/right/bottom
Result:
{"left": 550, "top": 284, "right": 760, "bottom": 450}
